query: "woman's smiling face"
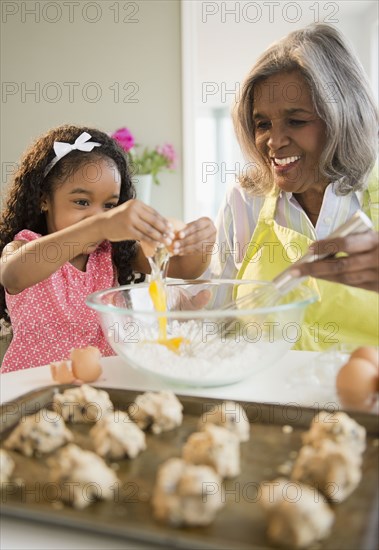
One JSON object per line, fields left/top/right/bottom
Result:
{"left": 253, "top": 71, "right": 328, "bottom": 194}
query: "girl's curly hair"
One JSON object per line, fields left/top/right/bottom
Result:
{"left": 0, "top": 124, "right": 144, "bottom": 325}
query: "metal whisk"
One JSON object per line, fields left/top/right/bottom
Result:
{"left": 192, "top": 210, "right": 374, "bottom": 350}
{"left": 221, "top": 210, "right": 374, "bottom": 311}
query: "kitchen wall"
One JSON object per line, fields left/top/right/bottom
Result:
{"left": 1, "top": 1, "right": 378, "bottom": 221}
{"left": 196, "top": 1, "right": 378, "bottom": 101}
{"left": 1, "top": 0, "right": 183, "bottom": 218}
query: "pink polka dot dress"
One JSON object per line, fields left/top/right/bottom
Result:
{"left": 2, "top": 230, "right": 117, "bottom": 372}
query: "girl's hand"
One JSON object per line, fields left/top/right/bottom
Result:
{"left": 101, "top": 199, "right": 174, "bottom": 248}
{"left": 171, "top": 217, "right": 216, "bottom": 257}
{"left": 291, "top": 230, "right": 379, "bottom": 292}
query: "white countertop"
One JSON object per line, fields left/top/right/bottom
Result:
{"left": 1, "top": 350, "right": 335, "bottom": 408}
{"left": 0, "top": 350, "right": 365, "bottom": 549}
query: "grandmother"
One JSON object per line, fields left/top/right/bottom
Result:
{"left": 210, "top": 24, "right": 378, "bottom": 350}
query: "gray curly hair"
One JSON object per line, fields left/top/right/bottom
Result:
{"left": 234, "top": 23, "right": 379, "bottom": 195}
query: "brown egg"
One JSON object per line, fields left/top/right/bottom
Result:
{"left": 336, "top": 357, "right": 378, "bottom": 410}
{"left": 167, "top": 218, "right": 186, "bottom": 254}
{"left": 50, "top": 360, "right": 76, "bottom": 384}
{"left": 350, "top": 346, "right": 379, "bottom": 368}
{"left": 141, "top": 218, "right": 186, "bottom": 258}
{"left": 70, "top": 346, "right": 102, "bottom": 383}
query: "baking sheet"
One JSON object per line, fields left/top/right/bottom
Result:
{"left": 1, "top": 386, "right": 378, "bottom": 550}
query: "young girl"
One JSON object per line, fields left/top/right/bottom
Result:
{"left": 0, "top": 124, "right": 216, "bottom": 372}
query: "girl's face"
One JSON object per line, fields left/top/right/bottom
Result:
{"left": 253, "top": 71, "right": 328, "bottom": 194}
{"left": 43, "top": 157, "right": 121, "bottom": 250}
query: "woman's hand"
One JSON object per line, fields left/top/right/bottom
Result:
{"left": 292, "top": 230, "right": 379, "bottom": 292}
{"left": 168, "top": 287, "right": 212, "bottom": 311}
{"left": 171, "top": 217, "right": 216, "bottom": 257}
{"left": 101, "top": 199, "right": 174, "bottom": 248}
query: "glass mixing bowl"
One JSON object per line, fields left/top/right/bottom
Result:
{"left": 86, "top": 279, "right": 318, "bottom": 387}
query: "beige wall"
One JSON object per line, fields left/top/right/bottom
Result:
{"left": 1, "top": 0, "right": 183, "bottom": 218}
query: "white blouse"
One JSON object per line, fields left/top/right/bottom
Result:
{"left": 207, "top": 182, "right": 362, "bottom": 280}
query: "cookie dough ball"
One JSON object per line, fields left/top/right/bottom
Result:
{"left": 129, "top": 391, "right": 183, "bottom": 434}
{"left": 90, "top": 411, "right": 146, "bottom": 460}
{"left": 52, "top": 384, "right": 113, "bottom": 423}
{"left": 183, "top": 424, "right": 240, "bottom": 478}
{"left": 49, "top": 444, "right": 119, "bottom": 509}
{"left": 0, "top": 449, "right": 15, "bottom": 483}
{"left": 291, "top": 439, "right": 362, "bottom": 502}
{"left": 152, "top": 458, "right": 223, "bottom": 526}
{"left": 303, "top": 411, "right": 366, "bottom": 455}
{"left": 3, "top": 411, "right": 73, "bottom": 457}
{"left": 198, "top": 401, "right": 250, "bottom": 442}
{"left": 260, "top": 478, "right": 334, "bottom": 548}
{"left": 260, "top": 478, "right": 294, "bottom": 510}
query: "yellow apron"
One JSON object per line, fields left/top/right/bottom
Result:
{"left": 236, "top": 189, "right": 379, "bottom": 351}
{"left": 362, "top": 166, "right": 379, "bottom": 231}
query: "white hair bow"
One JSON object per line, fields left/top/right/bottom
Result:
{"left": 44, "top": 131, "right": 101, "bottom": 176}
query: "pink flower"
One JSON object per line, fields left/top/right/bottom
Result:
{"left": 156, "top": 143, "right": 177, "bottom": 169}
{"left": 111, "top": 127, "right": 135, "bottom": 152}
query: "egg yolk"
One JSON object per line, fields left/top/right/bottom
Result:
{"left": 148, "top": 276, "right": 189, "bottom": 353}
{"left": 149, "top": 279, "right": 168, "bottom": 339}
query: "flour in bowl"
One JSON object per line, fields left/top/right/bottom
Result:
{"left": 108, "top": 320, "right": 289, "bottom": 386}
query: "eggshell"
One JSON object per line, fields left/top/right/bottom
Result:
{"left": 350, "top": 346, "right": 379, "bottom": 368}
{"left": 336, "top": 357, "right": 378, "bottom": 409}
{"left": 168, "top": 217, "right": 186, "bottom": 232}
{"left": 70, "top": 346, "right": 102, "bottom": 383}
{"left": 167, "top": 218, "right": 186, "bottom": 254}
{"left": 141, "top": 218, "right": 186, "bottom": 258}
{"left": 50, "top": 360, "right": 76, "bottom": 384}
{"left": 140, "top": 241, "right": 157, "bottom": 258}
